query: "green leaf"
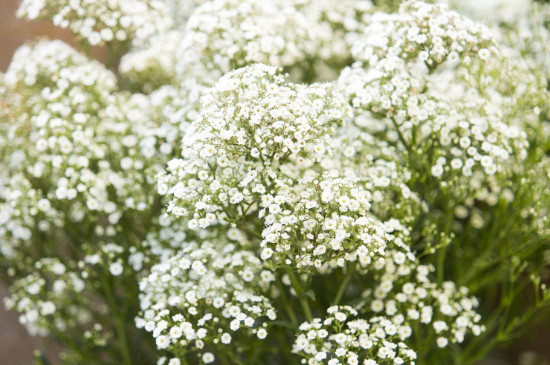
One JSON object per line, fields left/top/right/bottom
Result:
{"left": 303, "top": 290, "right": 316, "bottom": 302}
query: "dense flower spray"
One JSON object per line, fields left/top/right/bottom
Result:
{"left": 1, "top": 1, "right": 550, "bottom": 364}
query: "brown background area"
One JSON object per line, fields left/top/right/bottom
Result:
{"left": 0, "top": 284, "right": 43, "bottom": 365}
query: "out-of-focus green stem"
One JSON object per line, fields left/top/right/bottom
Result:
{"left": 333, "top": 264, "right": 354, "bottom": 306}
{"left": 101, "top": 274, "right": 132, "bottom": 365}
{"left": 285, "top": 268, "right": 313, "bottom": 322}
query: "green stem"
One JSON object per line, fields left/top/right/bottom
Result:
{"left": 101, "top": 274, "right": 132, "bottom": 365}
{"left": 298, "top": 294, "right": 313, "bottom": 323}
{"left": 276, "top": 279, "right": 298, "bottom": 326}
{"left": 459, "top": 273, "right": 539, "bottom": 364}
{"left": 390, "top": 117, "right": 411, "bottom": 152}
{"left": 285, "top": 269, "right": 313, "bottom": 322}
{"left": 181, "top": 355, "right": 190, "bottom": 365}
{"left": 105, "top": 41, "right": 126, "bottom": 70}
{"left": 218, "top": 352, "right": 231, "bottom": 365}
{"left": 333, "top": 264, "right": 355, "bottom": 306}
{"left": 80, "top": 40, "right": 92, "bottom": 59}
{"left": 437, "top": 205, "right": 454, "bottom": 285}
{"left": 226, "top": 350, "right": 245, "bottom": 365}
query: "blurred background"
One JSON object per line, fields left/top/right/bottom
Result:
{"left": 0, "top": 0, "right": 549, "bottom": 364}
{"left": 0, "top": 0, "right": 105, "bottom": 364}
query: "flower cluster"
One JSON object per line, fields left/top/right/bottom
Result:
{"left": 17, "top": 0, "right": 171, "bottom": 46}
{"left": 327, "top": 128, "right": 425, "bottom": 223}
{"left": 0, "top": 40, "right": 192, "bottom": 363}
{"left": 2, "top": 1, "right": 550, "bottom": 364}
{"left": 294, "top": 0, "right": 374, "bottom": 80}
{"left": 119, "top": 31, "right": 186, "bottom": 93}
{"left": 173, "top": 0, "right": 318, "bottom": 84}
{"left": 293, "top": 306, "right": 417, "bottom": 365}
{"left": 136, "top": 240, "right": 276, "bottom": 363}
{"left": 159, "top": 64, "right": 350, "bottom": 230}
{"left": 351, "top": 1, "right": 495, "bottom": 68}
{"left": 361, "top": 251, "right": 484, "bottom": 347}
{"left": 337, "top": 0, "right": 530, "bottom": 201}
{"left": 3, "top": 258, "right": 89, "bottom": 337}
{"left": 442, "top": 0, "right": 532, "bottom": 25}
{"left": 443, "top": 43, "right": 550, "bottom": 139}
{"left": 259, "top": 172, "right": 408, "bottom": 271}
{"left": 162, "top": 0, "right": 209, "bottom": 28}
{"left": 1, "top": 40, "right": 116, "bottom": 261}
{"left": 0, "top": 40, "right": 188, "bottom": 265}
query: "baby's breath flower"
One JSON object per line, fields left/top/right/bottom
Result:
{"left": 119, "top": 31, "right": 186, "bottom": 92}
{"left": 259, "top": 171, "right": 413, "bottom": 272}
{"left": 351, "top": 1, "right": 495, "bottom": 67}
{"left": 2, "top": 1, "right": 548, "bottom": 364}
{"left": 327, "top": 127, "right": 425, "bottom": 224}
{"left": 137, "top": 241, "right": 276, "bottom": 362}
{"left": 337, "top": 0, "right": 529, "bottom": 205}
{"left": 4, "top": 258, "right": 89, "bottom": 337}
{"left": 159, "top": 64, "right": 350, "bottom": 230}
{"left": 293, "top": 306, "right": 417, "bottom": 364}
{"left": 292, "top": 0, "right": 375, "bottom": 81}
{"left": 361, "top": 250, "right": 485, "bottom": 345}
{"left": 17, "top": 0, "right": 171, "bottom": 46}
{"left": 174, "top": 0, "right": 319, "bottom": 84}
{"left": 0, "top": 40, "right": 185, "bottom": 267}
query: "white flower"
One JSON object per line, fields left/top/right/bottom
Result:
{"left": 437, "top": 337, "right": 449, "bottom": 348}
{"left": 169, "top": 326, "right": 182, "bottom": 339}
{"left": 431, "top": 165, "right": 444, "bottom": 178}
{"left": 156, "top": 335, "right": 170, "bottom": 350}
{"left": 40, "top": 301, "right": 56, "bottom": 316}
{"left": 293, "top": 306, "right": 416, "bottom": 364}
{"left": 202, "top": 353, "right": 215, "bottom": 364}
{"left": 109, "top": 262, "right": 124, "bottom": 276}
